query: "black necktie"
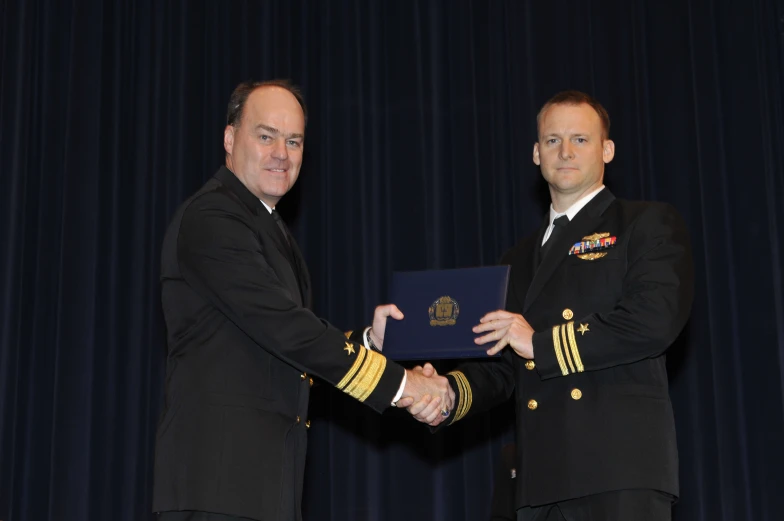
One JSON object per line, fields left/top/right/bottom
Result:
{"left": 541, "top": 215, "right": 570, "bottom": 260}
{"left": 271, "top": 209, "right": 293, "bottom": 251}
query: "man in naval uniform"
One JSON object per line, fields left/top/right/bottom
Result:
{"left": 406, "top": 90, "right": 694, "bottom": 521}
{"left": 153, "top": 80, "right": 452, "bottom": 521}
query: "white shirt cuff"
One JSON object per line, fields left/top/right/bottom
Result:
{"left": 392, "top": 371, "right": 407, "bottom": 405}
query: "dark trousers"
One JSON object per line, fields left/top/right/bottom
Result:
{"left": 516, "top": 489, "right": 674, "bottom": 521}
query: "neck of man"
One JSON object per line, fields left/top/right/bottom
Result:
{"left": 549, "top": 179, "right": 603, "bottom": 214}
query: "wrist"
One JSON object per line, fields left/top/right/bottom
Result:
{"left": 367, "top": 328, "right": 381, "bottom": 351}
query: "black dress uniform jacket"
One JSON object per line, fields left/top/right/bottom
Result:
{"left": 444, "top": 188, "right": 693, "bottom": 509}
{"left": 153, "top": 166, "right": 404, "bottom": 521}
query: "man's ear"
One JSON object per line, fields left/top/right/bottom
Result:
{"left": 533, "top": 142, "right": 541, "bottom": 166}
{"left": 224, "top": 125, "right": 235, "bottom": 156}
{"left": 602, "top": 139, "right": 615, "bottom": 164}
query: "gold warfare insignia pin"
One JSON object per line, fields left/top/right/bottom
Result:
{"left": 429, "top": 296, "right": 459, "bottom": 326}
{"left": 569, "top": 232, "right": 616, "bottom": 260}
{"left": 344, "top": 342, "right": 355, "bottom": 355}
{"left": 577, "top": 323, "right": 590, "bottom": 335}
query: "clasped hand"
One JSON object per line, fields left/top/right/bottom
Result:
{"left": 396, "top": 364, "right": 455, "bottom": 427}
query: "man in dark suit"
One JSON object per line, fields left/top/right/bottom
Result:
{"left": 153, "top": 80, "right": 452, "bottom": 521}
{"left": 405, "top": 91, "right": 694, "bottom": 520}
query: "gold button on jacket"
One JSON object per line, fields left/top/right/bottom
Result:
{"left": 305, "top": 420, "right": 311, "bottom": 429}
{"left": 309, "top": 377, "right": 314, "bottom": 387}
{"left": 562, "top": 308, "right": 574, "bottom": 320}
{"left": 571, "top": 388, "right": 582, "bottom": 400}
{"left": 525, "top": 360, "right": 536, "bottom": 370}
{"left": 300, "top": 373, "right": 307, "bottom": 380}
{"left": 295, "top": 416, "right": 301, "bottom": 423}
{"left": 527, "top": 399, "right": 538, "bottom": 410}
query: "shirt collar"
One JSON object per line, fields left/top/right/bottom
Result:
{"left": 548, "top": 185, "right": 606, "bottom": 225}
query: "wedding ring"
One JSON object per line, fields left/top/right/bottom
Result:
{"left": 441, "top": 408, "right": 450, "bottom": 417}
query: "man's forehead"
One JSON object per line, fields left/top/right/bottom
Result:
{"left": 539, "top": 103, "right": 602, "bottom": 132}
{"left": 243, "top": 88, "right": 305, "bottom": 130}
{"left": 246, "top": 87, "right": 303, "bottom": 114}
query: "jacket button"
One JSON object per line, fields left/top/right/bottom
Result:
{"left": 296, "top": 416, "right": 301, "bottom": 423}
{"left": 562, "top": 308, "right": 574, "bottom": 320}
{"left": 300, "top": 373, "right": 307, "bottom": 380}
{"left": 306, "top": 420, "right": 311, "bottom": 429}
{"left": 571, "top": 388, "right": 582, "bottom": 400}
{"left": 309, "top": 377, "right": 314, "bottom": 387}
{"left": 527, "top": 399, "right": 538, "bottom": 410}
{"left": 525, "top": 360, "right": 535, "bottom": 370}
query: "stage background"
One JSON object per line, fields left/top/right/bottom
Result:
{"left": 2, "top": 1, "right": 783, "bottom": 520}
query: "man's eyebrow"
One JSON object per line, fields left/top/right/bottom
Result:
{"left": 256, "top": 123, "right": 304, "bottom": 140}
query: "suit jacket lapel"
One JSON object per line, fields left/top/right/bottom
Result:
{"left": 523, "top": 188, "right": 616, "bottom": 313}
{"left": 288, "top": 237, "right": 311, "bottom": 307}
{"left": 214, "top": 166, "right": 305, "bottom": 306}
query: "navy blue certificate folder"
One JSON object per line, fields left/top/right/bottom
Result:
{"left": 382, "top": 265, "right": 511, "bottom": 361}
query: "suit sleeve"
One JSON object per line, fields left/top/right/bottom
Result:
{"left": 177, "top": 191, "right": 404, "bottom": 412}
{"left": 533, "top": 203, "right": 694, "bottom": 379}
{"left": 439, "top": 252, "right": 521, "bottom": 426}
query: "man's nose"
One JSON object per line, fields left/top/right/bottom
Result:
{"left": 271, "top": 139, "right": 288, "bottom": 160}
{"left": 559, "top": 142, "right": 574, "bottom": 160}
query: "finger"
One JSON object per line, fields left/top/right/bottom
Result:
{"left": 424, "top": 407, "right": 442, "bottom": 425}
{"left": 421, "top": 363, "right": 437, "bottom": 378}
{"left": 486, "top": 338, "right": 508, "bottom": 356}
{"left": 406, "top": 394, "right": 433, "bottom": 416}
{"left": 428, "top": 416, "right": 447, "bottom": 427}
{"left": 474, "top": 326, "right": 509, "bottom": 346}
{"left": 416, "top": 396, "right": 443, "bottom": 422}
{"left": 472, "top": 319, "right": 512, "bottom": 334}
{"left": 414, "top": 396, "right": 442, "bottom": 422}
{"left": 387, "top": 304, "right": 405, "bottom": 320}
{"left": 396, "top": 396, "right": 414, "bottom": 408}
{"left": 479, "top": 310, "right": 513, "bottom": 323}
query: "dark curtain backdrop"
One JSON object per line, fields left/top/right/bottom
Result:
{"left": 2, "top": 1, "right": 783, "bottom": 520}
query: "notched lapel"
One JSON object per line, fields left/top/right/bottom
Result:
{"left": 254, "top": 211, "right": 304, "bottom": 307}
{"left": 524, "top": 215, "right": 602, "bottom": 312}
{"left": 523, "top": 189, "right": 616, "bottom": 313}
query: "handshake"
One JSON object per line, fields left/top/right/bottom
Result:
{"left": 370, "top": 303, "right": 536, "bottom": 427}
{"left": 397, "top": 363, "right": 455, "bottom": 427}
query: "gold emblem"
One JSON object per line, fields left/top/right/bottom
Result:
{"left": 577, "top": 323, "right": 590, "bottom": 335}
{"left": 573, "top": 232, "right": 614, "bottom": 260}
{"left": 429, "top": 296, "right": 459, "bottom": 326}
{"left": 344, "top": 342, "right": 355, "bottom": 355}
{"left": 571, "top": 388, "right": 583, "bottom": 400}
{"left": 562, "top": 308, "right": 574, "bottom": 320}
{"left": 577, "top": 252, "right": 608, "bottom": 260}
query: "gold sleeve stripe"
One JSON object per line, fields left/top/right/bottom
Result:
{"left": 552, "top": 325, "right": 569, "bottom": 376}
{"left": 561, "top": 323, "right": 575, "bottom": 374}
{"left": 450, "top": 371, "right": 470, "bottom": 423}
{"left": 344, "top": 330, "right": 353, "bottom": 339}
{"left": 352, "top": 350, "right": 387, "bottom": 402}
{"left": 336, "top": 344, "right": 367, "bottom": 390}
{"left": 447, "top": 370, "right": 472, "bottom": 423}
{"left": 567, "top": 322, "right": 584, "bottom": 372}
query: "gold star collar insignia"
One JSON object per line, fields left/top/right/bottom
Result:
{"left": 344, "top": 342, "right": 356, "bottom": 355}
{"left": 577, "top": 323, "right": 590, "bottom": 336}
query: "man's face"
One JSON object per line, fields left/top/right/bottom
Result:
{"left": 224, "top": 86, "right": 305, "bottom": 207}
{"left": 533, "top": 103, "right": 614, "bottom": 200}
